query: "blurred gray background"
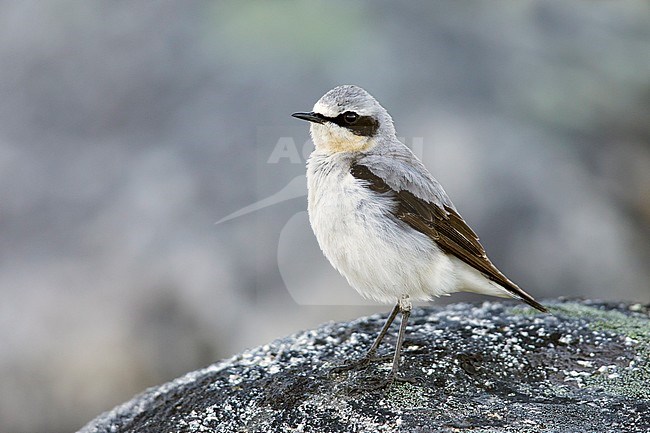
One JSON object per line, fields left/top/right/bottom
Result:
{"left": 1, "top": 1, "right": 649, "bottom": 432}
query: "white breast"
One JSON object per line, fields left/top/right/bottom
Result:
{"left": 306, "top": 152, "right": 458, "bottom": 303}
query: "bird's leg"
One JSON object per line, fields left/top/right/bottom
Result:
{"left": 386, "top": 296, "right": 412, "bottom": 383}
{"left": 356, "top": 295, "right": 419, "bottom": 393}
{"left": 361, "top": 302, "right": 401, "bottom": 362}
{"left": 330, "top": 303, "right": 400, "bottom": 374}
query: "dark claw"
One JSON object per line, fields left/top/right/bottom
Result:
{"left": 394, "top": 374, "right": 423, "bottom": 386}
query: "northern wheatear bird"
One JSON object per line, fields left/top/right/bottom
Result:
{"left": 292, "top": 85, "right": 547, "bottom": 390}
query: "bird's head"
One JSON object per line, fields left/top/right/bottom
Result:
{"left": 292, "top": 85, "right": 395, "bottom": 154}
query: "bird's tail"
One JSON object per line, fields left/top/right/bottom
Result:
{"left": 498, "top": 279, "right": 548, "bottom": 313}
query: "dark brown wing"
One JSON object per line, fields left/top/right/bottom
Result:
{"left": 351, "top": 164, "right": 547, "bottom": 312}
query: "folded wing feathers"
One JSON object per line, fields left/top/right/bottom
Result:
{"left": 350, "top": 163, "right": 547, "bottom": 313}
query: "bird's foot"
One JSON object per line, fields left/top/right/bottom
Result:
{"left": 328, "top": 354, "right": 392, "bottom": 376}
{"left": 347, "top": 372, "right": 421, "bottom": 395}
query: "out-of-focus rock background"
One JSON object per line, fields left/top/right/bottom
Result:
{"left": 0, "top": 1, "right": 648, "bottom": 432}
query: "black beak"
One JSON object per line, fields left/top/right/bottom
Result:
{"left": 291, "top": 111, "right": 326, "bottom": 124}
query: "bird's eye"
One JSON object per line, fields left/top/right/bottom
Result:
{"left": 343, "top": 111, "right": 359, "bottom": 124}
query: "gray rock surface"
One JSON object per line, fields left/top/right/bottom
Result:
{"left": 79, "top": 300, "right": 650, "bottom": 432}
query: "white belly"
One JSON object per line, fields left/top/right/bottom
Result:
{"left": 306, "top": 153, "right": 458, "bottom": 303}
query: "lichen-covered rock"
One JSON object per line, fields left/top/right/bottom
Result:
{"left": 78, "top": 299, "right": 650, "bottom": 433}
